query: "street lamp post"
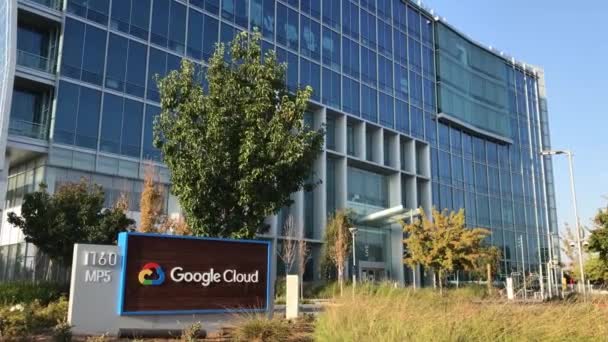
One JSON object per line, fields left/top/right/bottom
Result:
{"left": 349, "top": 227, "right": 358, "bottom": 294}
{"left": 541, "top": 149, "right": 586, "bottom": 295}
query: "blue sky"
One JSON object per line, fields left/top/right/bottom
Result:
{"left": 428, "top": 0, "right": 608, "bottom": 233}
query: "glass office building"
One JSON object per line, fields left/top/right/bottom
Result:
{"left": 0, "top": 0, "right": 558, "bottom": 285}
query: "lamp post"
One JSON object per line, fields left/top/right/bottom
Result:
{"left": 349, "top": 227, "right": 358, "bottom": 294}
{"left": 541, "top": 149, "right": 586, "bottom": 295}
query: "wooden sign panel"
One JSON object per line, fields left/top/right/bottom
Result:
{"left": 117, "top": 233, "right": 270, "bottom": 315}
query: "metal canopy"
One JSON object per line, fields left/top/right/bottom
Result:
{"left": 357, "top": 205, "right": 421, "bottom": 227}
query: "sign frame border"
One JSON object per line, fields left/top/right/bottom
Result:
{"left": 117, "top": 232, "right": 271, "bottom": 316}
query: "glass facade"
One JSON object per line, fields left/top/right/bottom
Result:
{"left": 2, "top": 0, "right": 558, "bottom": 283}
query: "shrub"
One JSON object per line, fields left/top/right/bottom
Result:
{"left": 233, "top": 316, "right": 290, "bottom": 342}
{"left": 52, "top": 320, "right": 72, "bottom": 342}
{"left": 0, "top": 282, "right": 67, "bottom": 306}
{"left": 181, "top": 321, "right": 205, "bottom": 341}
{"left": 85, "top": 334, "right": 109, "bottom": 342}
{"left": 0, "top": 297, "right": 69, "bottom": 338}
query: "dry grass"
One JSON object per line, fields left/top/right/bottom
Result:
{"left": 314, "top": 283, "right": 608, "bottom": 341}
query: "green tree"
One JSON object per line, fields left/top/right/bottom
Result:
{"left": 584, "top": 256, "right": 608, "bottom": 285}
{"left": 588, "top": 206, "right": 608, "bottom": 261}
{"left": 322, "top": 210, "right": 353, "bottom": 296}
{"left": 402, "top": 208, "right": 492, "bottom": 292}
{"left": 154, "top": 30, "right": 324, "bottom": 239}
{"left": 7, "top": 181, "right": 134, "bottom": 266}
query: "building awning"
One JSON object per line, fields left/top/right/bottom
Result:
{"left": 356, "top": 205, "right": 421, "bottom": 227}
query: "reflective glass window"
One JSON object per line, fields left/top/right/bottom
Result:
{"left": 360, "top": 10, "right": 376, "bottom": 49}
{"left": 342, "top": 76, "right": 360, "bottom": 116}
{"left": 421, "top": 15, "right": 433, "bottom": 46}
{"left": 250, "top": 0, "right": 275, "bottom": 39}
{"left": 379, "top": 92, "right": 394, "bottom": 128}
{"left": 377, "top": 0, "right": 391, "bottom": 20}
{"left": 407, "top": 5, "right": 420, "bottom": 38}
{"left": 475, "top": 163, "right": 488, "bottom": 193}
{"left": 473, "top": 136, "right": 486, "bottom": 163}
{"left": 423, "top": 77, "right": 435, "bottom": 112}
{"left": 190, "top": 0, "right": 220, "bottom": 15}
{"left": 361, "top": 0, "right": 376, "bottom": 13}
{"left": 322, "top": 0, "right": 340, "bottom": 30}
{"left": 361, "top": 85, "right": 377, "bottom": 122}
{"left": 75, "top": 87, "right": 100, "bottom": 149}
{"left": 409, "top": 71, "right": 422, "bottom": 108}
{"left": 408, "top": 36, "right": 421, "bottom": 72}
{"left": 301, "top": 16, "right": 320, "bottom": 61}
{"left": 452, "top": 154, "right": 464, "bottom": 188}
{"left": 277, "top": 47, "right": 298, "bottom": 92}
{"left": 451, "top": 127, "right": 462, "bottom": 155}
{"left": 122, "top": 99, "right": 143, "bottom": 157}
{"left": 392, "top": 0, "right": 406, "bottom": 32}
{"left": 105, "top": 34, "right": 128, "bottom": 92}
{"left": 131, "top": 0, "right": 151, "bottom": 40}
{"left": 61, "top": 19, "right": 85, "bottom": 79}
{"left": 438, "top": 122, "right": 449, "bottom": 150}
{"left": 411, "top": 105, "right": 423, "bottom": 138}
{"left": 187, "top": 9, "right": 204, "bottom": 59}
{"left": 125, "top": 40, "right": 147, "bottom": 98}
{"left": 100, "top": 93, "right": 123, "bottom": 154}
{"left": 361, "top": 47, "right": 377, "bottom": 86}
{"left": 147, "top": 48, "right": 167, "bottom": 102}
{"left": 54, "top": 81, "right": 79, "bottom": 144}
{"left": 168, "top": 1, "right": 186, "bottom": 54}
{"left": 81, "top": 25, "right": 106, "bottom": 85}
{"left": 394, "top": 64, "right": 408, "bottom": 100}
{"left": 151, "top": 0, "right": 170, "bottom": 47}
{"left": 395, "top": 99, "right": 409, "bottom": 134}
{"left": 67, "top": 0, "right": 109, "bottom": 25}
{"left": 342, "top": 0, "right": 359, "bottom": 39}
{"left": 422, "top": 45, "right": 434, "bottom": 77}
{"left": 110, "top": 0, "right": 131, "bottom": 34}
{"left": 222, "top": 0, "right": 249, "bottom": 28}
{"left": 302, "top": 0, "right": 321, "bottom": 19}
{"left": 300, "top": 59, "right": 320, "bottom": 101}
{"left": 394, "top": 29, "right": 407, "bottom": 65}
{"left": 276, "top": 4, "right": 299, "bottom": 51}
{"left": 378, "top": 20, "right": 392, "bottom": 56}
{"left": 378, "top": 55, "right": 392, "bottom": 93}
{"left": 322, "top": 27, "right": 340, "bottom": 70}
{"left": 322, "top": 68, "right": 341, "bottom": 108}
{"left": 342, "top": 37, "right": 359, "bottom": 79}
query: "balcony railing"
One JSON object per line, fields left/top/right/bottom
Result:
{"left": 17, "top": 50, "right": 54, "bottom": 74}
{"left": 9, "top": 119, "right": 49, "bottom": 140}
{"left": 21, "top": 0, "right": 63, "bottom": 11}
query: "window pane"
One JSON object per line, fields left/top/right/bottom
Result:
{"left": 75, "top": 87, "right": 101, "bottom": 149}
{"left": 395, "top": 99, "right": 409, "bottom": 134}
{"left": 377, "top": 0, "right": 391, "bottom": 20}
{"left": 342, "top": 37, "right": 359, "bottom": 79}
{"left": 131, "top": 0, "right": 150, "bottom": 40}
{"left": 187, "top": 9, "right": 203, "bottom": 59}
{"left": 82, "top": 25, "right": 106, "bottom": 85}
{"left": 126, "top": 40, "right": 147, "bottom": 97}
{"left": 302, "top": 0, "right": 321, "bottom": 19}
{"left": 378, "top": 55, "right": 392, "bottom": 93}
{"left": 360, "top": 10, "right": 376, "bottom": 49}
{"left": 322, "top": 27, "right": 340, "bottom": 70}
{"left": 300, "top": 16, "right": 320, "bottom": 61}
{"left": 203, "top": 15, "right": 219, "bottom": 59}
{"left": 300, "top": 59, "right": 320, "bottom": 101}
{"left": 61, "top": 18, "right": 84, "bottom": 80}
{"left": 409, "top": 71, "right": 422, "bottom": 108}
{"left": 411, "top": 105, "right": 423, "bottom": 138}
{"left": 151, "top": 0, "right": 169, "bottom": 47}
{"left": 168, "top": 1, "right": 186, "bottom": 54}
{"left": 54, "top": 81, "right": 79, "bottom": 144}
{"left": 110, "top": 0, "right": 131, "bottom": 34}
{"left": 379, "top": 92, "right": 394, "bottom": 128}
{"left": 276, "top": 4, "right": 298, "bottom": 51}
{"left": 322, "top": 68, "right": 340, "bottom": 108}
{"left": 378, "top": 20, "right": 392, "bottom": 56}
{"left": 122, "top": 99, "right": 143, "bottom": 157}
{"left": 105, "top": 34, "right": 128, "bottom": 91}
{"left": 277, "top": 48, "right": 298, "bottom": 92}
{"left": 342, "top": 76, "right": 360, "bottom": 116}
{"left": 395, "top": 64, "right": 408, "bottom": 100}
{"left": 322, "top": 0, "right": 340, "bottom": 30}
{"left": 361, "top": 47, "right": 376, "bottom": 86}
{"left": 250, "top": 0, "right": 274, "bottom": 39}
{"left": 100, "top": 94, "right": 123, "bottom": 154}
{"left": 147, "top": 48, "right": 166, "bottom": 102}
{"left": 342, "top": 0, "right": 359, "bottom": 39}
{"left": 408, "top": 36, "right": 421, "bottom": 72}
{"left": 361, "top": 85, "right": 377, "bottom": 122}
{"left": 407, "top": 5, "right": 420, "bottom": 38}
{"left": 143, "top": 105, "right": 161, "bottom": 161}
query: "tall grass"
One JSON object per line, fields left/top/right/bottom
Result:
{"left": 315, "top": 283, "right": 608, "bottom": 341}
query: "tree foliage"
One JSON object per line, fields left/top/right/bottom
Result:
{"left": 154, "top": 30, "right": 324, "bottom": 239}
{"left": 588, "top": 206, "right": 608, "bottom": 261}
{"left": 139, "top": 165, "right": 165, "bottom": 233}
{"left": 7, "top": 181, "right": 134, "bottom": 266}
{"left": 322, "top": 210, "right": 353, "bottom": 296}
{"left": 402, "top": 208, "right": 493, "bottom": 290}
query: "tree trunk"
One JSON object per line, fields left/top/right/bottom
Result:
{"left": 433, "top": 271, "right": 437, "bottom": 289}
{"left": 338, "top": 268, "right": 344, "bottom": 297}
{"left": 438, "top": 270, "right": 443, "bottom": 295}
{"left": 486, "top": 263, "right": 492, "bottom": 295}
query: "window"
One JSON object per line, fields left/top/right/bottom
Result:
{"left": 322, "top": 27, "right": 340, "bottom": 70}
{"left": 475, "top": 163, "right": 488, "bottom": 193}
{"left": 378, "top": 56, "right": 392, "bottom": 93}
{"left": 409, "top": 71, "right": 422, "bottom": 108}
{"left": 407, "top": 5, "right": 420, "bottom": 38}
{"left": 360, "top": 0, "right": 376, "bottom": 13}
{"left": 360, "top": 10, "right": 376, "bottom": 49}
{"left": 392, "top": 0, "right": 406, "bottom": 32}
{"left": 300, "top": 59, "right": 320, "bottom": 101}
{"left": 76, "top": 86, "right": 101, "bottom": 149}
{"left": 302, "top": 0, "right": 321, "bottom": 19}
{"left": 100, "top": 94, "right": 143, "bottom": 157}
{"left": 222, "top": 0, "right": 248, "bottom": 28}
{"left": 426, "top": 115, "right": 436, "bottom": 146}
{"left": 408, "top": 37, "right": 421, "bottom": 72}
{"left": 411, "top": 106, "right": 423, "bottom": 138}
{"left": 438, "top": 122, "right": 449, "bottom": 150}
{"left": 151, "top": 0, "right": 186, "bottom": 53}
{"left": 361, "top": 47, "right": 377, "bottom": 86}
{"left": 452, "top": 154, "right": 464, "bottom": 188}
{"left": 439, "top": 185, "right": 452, "bottom": 211}
{"left": 439, "top": 150, "right": 451, "bottom": 184}
{"left": 110, "top": 0, "right": 150, "bottom": 40}
{"left": 378, "top": 20, "right": 392, "bottom": 56}
{"left": 326, "top": 116, "right": 336, "bottom": 150}
{"left": 322, "top": 68, "right": 340, "bottom": 108}
{"left": 342, "top": 0, "right": 359, "bottom": 39}
{"left": 361, "top": 85, "right": 377, "bottom": 122}
{"left": 168, "top": 1, "right": 186, "bottom": 54}
{"left": 277, "top": 48, "right": 298, "bottom": 92}
{"left": 250, "top": 0, "right": 274, "bottom": 39}
{"left": 151, "top": 0, "right": 169, "bottom": 47}
{"left": 377, "top": 0, "right": 391, "bottom": 20}
{"left": 451, "top": 127, "right": 462, "bottom": 155}
{"left": 394, "top": 29, "right": 407, "bottom": 65}
{"left": 421, "top": 15, "right": 433, "bottom": 46}
{"left": 147, "top": 48, "right": 167, "bottom": 102}
{"left": 379, "top": 92, "right": 394, "bottom": 128}
{"left": 190, "top": 0, "right": 220, "bottom": 15}
{"left": 395, "top": 99, "right": 409, "bottom": 134}
{"left": 473, "top": 136, "right": 486, "bottom": 163}
{"left": 347, "top": 123, "right": 355, "bottom": 155}
{"left": 276, "top": 4, "right": 298, "bottom": 51}
{"left": 143, "top": 105, "right": 161, "bottom": 161}
{"left": 106, "top": 34, "right": 128, "bottom": 92}
{"left": 423, "top": 77, "right": 435, "bottom": 112}
{"left": 322, "top": 0, "right": 340, "bottom": 30}
{"left": 395, "top": 64, "right": 408, "bottom": 100}
{"left": 342, "top": 37, "right": 359, "bottom": 79}
{"left": 348, "top": 167, "right": 389, "bottom": 208}
{"left": 343, "top": 77, "right": 360, "bottom": 116}
{"left": 187, "top": 10, "right": 218, "bottom": 60}
{"left": 67, "top": 0, "right": 109, "bottom": 25}
{"left": 62, "top": 19, "right": 106, "bottom": 86}
{"left": 54, "top": 81, "right": 79, "bottom": 145}
{"left": 300, "top": 16, "right": 320, "bottom": 61}
{"left": 422, "top": 45, "right": 434, "bottom": 77}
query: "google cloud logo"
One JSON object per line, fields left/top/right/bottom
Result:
{"left": 138, "top": 262, "right": 165, "bottom": 286}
